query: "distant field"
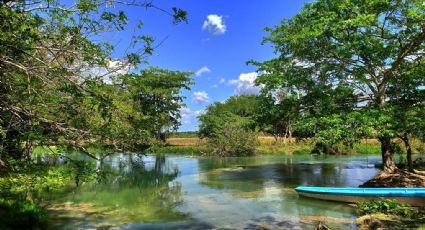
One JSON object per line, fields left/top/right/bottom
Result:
{"left": 167, "top": 137, "right": 204, "bottom": 146}
{"left": 167, "top": 136, "right": 296, "bottom": 146}
{"left": 165, "top": 136, "right": 388, "bottom": 155}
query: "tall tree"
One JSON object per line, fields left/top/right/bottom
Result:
{"left": 252, "top": 0, "right": 425, "bottom": 172}
{"left": 0, "top": 0, "right": 188, "bottom": 165}
{"left": 118, "top": 68, "right": 193, "bottom": 142}
{"left": 255, "top": 93, "right": 299, "bottom": 143}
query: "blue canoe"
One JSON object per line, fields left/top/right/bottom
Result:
{"left": 295, "top": 186, "right": 425, "bottom": 206}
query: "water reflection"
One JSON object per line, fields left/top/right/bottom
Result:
{"left": 193, "top": 155, "right": 379, "bottom": 229}
{"left": 198, "top": 155, "right": 379, "bottom": 192}
{"left": 38, "top": 154, "right": 380, "bottom": 229}
{"left": 47, "top": 154, "right": 189, "bottom": 229}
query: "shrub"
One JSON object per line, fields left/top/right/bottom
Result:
{"left": 0, "top": 198, "right": 47, "bottom": 230}
{"left": 357, "top": 199, "right": 414, "bottom": 217}
{"left": 208, "top": 123, "right": 258, "bottom": 157}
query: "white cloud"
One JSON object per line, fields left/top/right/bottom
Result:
{"left": 211, "top": 84, "right": 218, "bottom": 88}
{"left": 228, "top": 72, "right": 262, "bottom": 95}
{"left": 193, "top": 91, "right": 210, "bottom": 104}
{"left": 180, "top": 108, "right": 205, "bottom": 125}
{"left": 219, "top": 78, "right": 226, "bottom": 84}
{"left": 80, "top": 60, "right": 132, "bottom": 83}
{"left": 195, "top": 66, "right": 211, "bottom": 77}
{"left": 202, "top": 14, "right": 227, "bottom": 35}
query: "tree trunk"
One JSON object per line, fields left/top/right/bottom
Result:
{"left": 22, "top": 139, "right": 34, "bottom": 160}
{"left": 288, "top": 125, "right": 292, "bottom": 144}
{"left": 0, "top": 157, "right": 6, "bottom": 169}
{"left": 272, "top": 134, "right": 278, "bottom": 143}
{"left": 283, "top": 126, "right": 289, "bottom": 144}
{"left": 379, "top": 136, "right": 398, "bottom": 173}
{"left": 402, "top": 133, "right": 414, "bottom": 172}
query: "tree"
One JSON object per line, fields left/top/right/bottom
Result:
{"left": 118, "top": 68, "right": 193, "bottom": 142}
{"left": 386, "top": 61, "right": 425, "bottom": 171}
{"left": 198, "top": 95, "right": 260, "bottom": 156}
{"left": 198, "top": 95, "right": 261, "bottom": 139}
{"left": 252, "top": 0, "right": 425, "bottom": 172}
{"left": 255, "top": 93, "right": 299, "bottom": 143}
{"left": 0, "top": 0, "right": 188, "bottom": 165}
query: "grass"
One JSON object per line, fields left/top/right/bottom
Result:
{"left": 166, "top": 137, "right": 205, "bottom": 146}
{"left": 0, "top": 198, "right": 47, "bottom": 230}
{"left": 33, "top": 137, "right": 405, "bottom": 156}
{"left": 0, "top": 163, "right": 77, "bottom": 230}
{"left": 162, "top": 136, "right": 314, "bottom": 155}
{"left": 148, "top": 145, "right": 209, "bottom": 155}
{"left": 353, "top": 143, "right": 382, "bottom": 155}
{"left": 162, "top": 136, "right": 385, "bottom": 156}
{"left": 357, "top": 199, "right": 414, "bottom": 217}
{"left": 257, "top": 141, "right": 313, "bottom": 155}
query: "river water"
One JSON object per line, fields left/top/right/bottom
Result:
{"left": 41, "top": 154, "right": 380, "bottom": 229}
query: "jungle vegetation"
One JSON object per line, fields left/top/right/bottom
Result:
{"left": 0, "top": 0, "right": 191, "bottom": 166}
{"left": 199, "top": 0, "right": 425, "bottom": 170}
{"left": 1, "top": 0, "right": 425, "bottom": 227}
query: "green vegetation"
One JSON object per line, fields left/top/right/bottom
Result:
{"left": 356, "top": 199, "right": 425, "bottom": 229}
{"left": 0, "top": 198, "right": 47, "bottom": 230}
{"left": 353, "top": 143, "right": 382, "bottom": 156}
{"left": 0, "top": 0, "right": 190, "bottom": 166}
{"left": 1, "top": 0, "right": 425, "bottom": 227}
{"left": 148, "top": 145, "right": 208, "bottom": 155}
{"left": 0, "top": 0, "right": 191, "bottom": 227}
{"left": 198, "top": 97, "right": 259, "bottom": 156}
{"left": 250, "top": 0, "right": 425, "bottom": 173}
{"left": 0, "top": 163, "right": 76, "bottom": 229}
{"left": 169, "top": 132, "right": 199, "bottom": 138}
{"left": 357, "top": 199, "right": 414, "bottom": 217}
{"left": 207, "top": 123, "right": 258, "bottom": 157}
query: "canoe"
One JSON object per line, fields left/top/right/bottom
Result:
{"left": 295, "top": 186, "right": 425, "bottom": 207}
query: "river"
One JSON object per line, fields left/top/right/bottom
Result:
{"left": 39, "top": 154, "right": 380, "bottom": 229}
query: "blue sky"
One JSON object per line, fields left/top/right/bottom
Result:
{"left": 112, "top": 1, "right": 311, "bottom": 131}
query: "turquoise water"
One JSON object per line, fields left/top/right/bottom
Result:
{"left": 41, "top": 154, "right": 380, "bottom": 229}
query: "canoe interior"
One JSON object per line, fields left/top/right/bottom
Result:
{"left": 297, "top": 191, "right": 425, "bottom": 207}
{"left": 295, "top": 186, "right": 425, "bottom": 197}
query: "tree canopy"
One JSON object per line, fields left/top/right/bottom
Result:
{"left": 251, "top": 0, "right": 425, "bottom": 172}
{"left": 0, "top": 0, "right": 190, "bottom": 165}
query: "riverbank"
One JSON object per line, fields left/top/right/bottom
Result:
{"left": 155, "top": 137, "right": 383, "bottom": 156}
{"left": 360, "top": 169, "right": 425, "bottom": 188}
{"left": 355, "top": 199, "right": 425, "bottom": 229}
{"left": 356, "top": 213, "right": 425, "bottom": 229}
{"left": 0, "top": 154, "right": 384, "bottom": 229}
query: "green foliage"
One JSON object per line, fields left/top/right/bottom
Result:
{"left": 0, "top": 0, "right": 189, "bottom": 164}
{"left": 147, "top": 146, "right": 207, "bottom": 155}
{"left": 251, "top": 0, "right": 425, "bottom": 169}
{"left": 0, "top": 162, "right": 80, "bottom": 229}
{"left": 198, "top": 96, "right": 260, "bottom": 156}
{"left": 169, "top": 131, "right": 199, "bottom": 138}
{"left": 354, "top": 143, "right": 381, "bottom": 155}
{"left": 207, "top": 123, "right": 258, "bottom": 157}
{"left": 0, "top": 198, "right": 47, "bottom": 230}
{"left": 198, "top": 95, "right": 261, "bottom": 139}
{"left": 357, "top": 199, "right": 414, "bottom": 217}
{"left": 255, "top": 93, "right": 299, "bottom": 140}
